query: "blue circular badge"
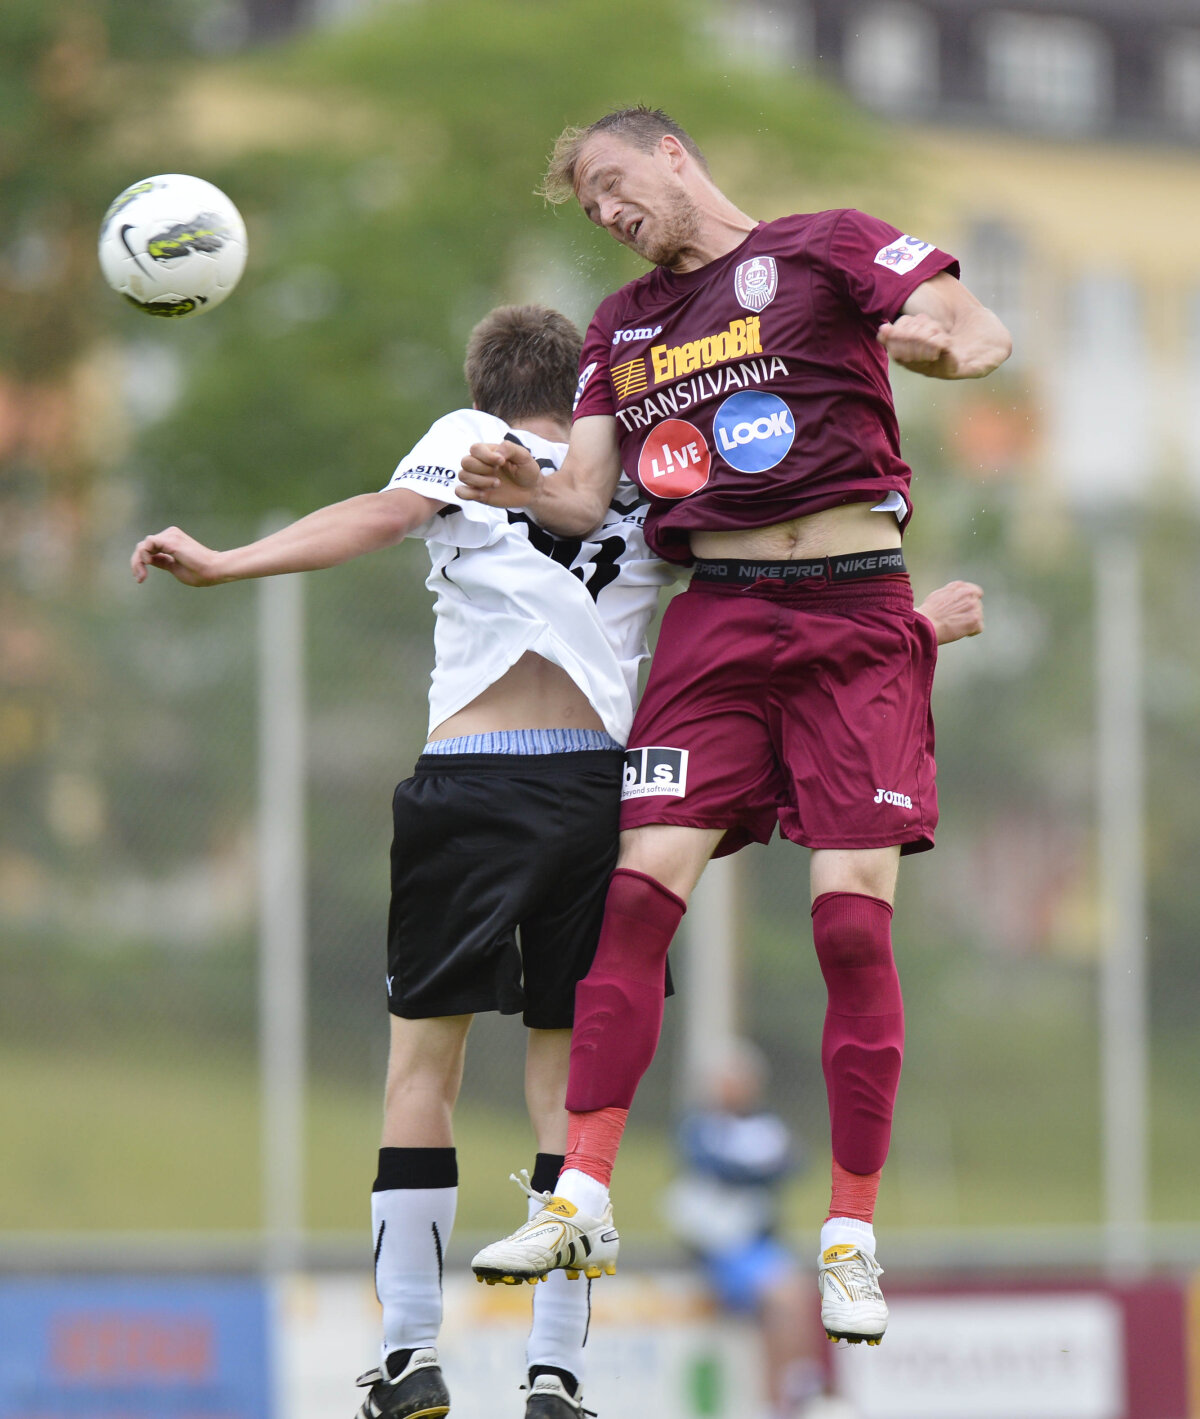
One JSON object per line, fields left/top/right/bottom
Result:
{"left": 712, "top": 390, "right": 795, "bottom": 473}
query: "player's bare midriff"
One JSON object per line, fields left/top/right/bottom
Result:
{"left": 688, "top": 499, "right": 903, "bottom": 563}
{"left": 428, "top": 650, "right": 606, "bottom": 741}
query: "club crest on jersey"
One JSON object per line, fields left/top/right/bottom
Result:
{"left": 573, "top": 361, "right": 598, "bottom": 411}
{"left": 622, "top": 747, "right": 688, "bottom": 800}
{"left": 637, "top": 418, "right": 711, "bottom": 499}
{"left": 713, "top": 391, "right": 795, "bottom": 473}
{"left": 874, "top": 235, "right": 936, "bottom": 271}
{"left": 734, "top": 256, "right": 778, "bottom": 312}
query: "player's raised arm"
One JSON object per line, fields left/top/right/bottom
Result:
{"left": 130, "top": 488, "right": 443, "bottom": 587}
{"left": 879, "top": 271, "right": 1012, "bottom": 380}
{"left": 458, "top": 413, "right": 622, "bottom": 536}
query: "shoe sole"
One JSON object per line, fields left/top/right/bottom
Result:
{"left": 474, "top": 1262, "right": 617, "bottom": 1285}
{"left": 824, "top": 1328, "right": 884, "bottom": 1345}
{"left": 360, "top": 1406, "right": 449, "bottom": 1419}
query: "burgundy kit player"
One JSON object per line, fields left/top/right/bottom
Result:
{"left": 461, "top": 106, "right": 1008, "bottom": 1351}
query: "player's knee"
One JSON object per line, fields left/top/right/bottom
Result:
{"left": 615, "top": 825, "right": 717, "bottom": 900}
{"left": 383, "top": 1058, "right": 462, "bottom": 1113}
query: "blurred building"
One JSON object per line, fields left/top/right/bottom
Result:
{"left": 806, "top": 0, "right": 1200, "bottom": 146}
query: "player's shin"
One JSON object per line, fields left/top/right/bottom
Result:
{"left": 371, "top": 1147, "right": 458, "bottom": 1360}
{"left": 560, "top": 869, "right": 685, "bottom": 1202}
{"left": 525, "top": 1153, "right": 591, "bottom": 1395}
{"left": 812, "top": 892, "right": 900, "bottom": 1342}
{"left": 812, "top": 891, "right": 904, "bottom": 1183}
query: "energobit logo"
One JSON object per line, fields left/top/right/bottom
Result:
{"left": 712, "top": 390, "right": 795, "bottom": 473}
{"left": 650, "top": 317, "right": 761, "bottom": 384}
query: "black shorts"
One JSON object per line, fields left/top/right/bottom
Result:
{"left": 386, "top": 749, "right": 623, "bottom": 1028}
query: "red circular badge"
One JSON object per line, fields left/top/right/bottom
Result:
{"left": 636, "top": 419, "right": 711, "bottom": 499}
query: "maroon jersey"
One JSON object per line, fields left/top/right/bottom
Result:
{"left": 573, "top": 210, "right": 959, "bottom": 564}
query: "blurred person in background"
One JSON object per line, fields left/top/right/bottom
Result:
{"left": 666, "top": 1039, "right": 835, "bottom": 1419}
{"left": 462, "top": 106, "right": 1007, "bottom": 1349}
{"left": 131, "top": 303, "right": 673, "bottom": 1419}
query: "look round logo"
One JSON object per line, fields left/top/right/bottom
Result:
{"left": 637, "top": 418, "right": 711, "bottom": 499}
{"left": 713, "top": 391, "right": 795, "bottom": 473}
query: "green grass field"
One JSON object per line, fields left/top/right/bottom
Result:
{"left": 2, "top": 1035, "right": 1198, "bottom": 1240}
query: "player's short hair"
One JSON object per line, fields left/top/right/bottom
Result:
{"left": 540, "top": 106, "right": 710, "bottom": 205}
{"left": 464, "top": 304, "right": 583, "bottom": 424}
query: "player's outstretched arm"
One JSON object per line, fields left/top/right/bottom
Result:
{"left": 916, "top": 580, "right": 984, "bottom": 645}
{"left": 879, "top": 272, "right": 1012, "bottom": 380}
{"left": 458, "top": 414, "right": 622, "bottom": 536}
{"left": 130, "top": 489, "right": 442, "bottom": 587}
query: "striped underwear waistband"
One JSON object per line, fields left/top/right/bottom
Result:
{"left": 422, "top": 727, "right": 624, "bottom": 756}
{"left": 690, "top": 547, "right": 907, "bottom": 585}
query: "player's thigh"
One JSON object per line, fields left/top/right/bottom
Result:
{"left": 516, "top": 753, "right": 624, "bottom": 1029}
{"left": 618, "top": 586, "right": 786, "bottom": 852}
{"left": 773, "top": 590, "right": 938, "bottom": 855}
{"left": 387, "top": 764, "right": 549, "bottom": 1019}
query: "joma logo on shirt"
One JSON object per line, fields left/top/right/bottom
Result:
{"left": 649, "top": 317, "right": 762, "bottom": 384}
{"left": 874, "top": 788, "right": 913, "bottom": 808}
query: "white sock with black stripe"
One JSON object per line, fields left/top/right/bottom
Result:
{"left": 525, "top": 1152, "right": 589, "bottom": 1392}
{"left": 371, "top": 1147, "right": 458, "bottom": 1362}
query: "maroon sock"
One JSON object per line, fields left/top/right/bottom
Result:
{"left": 812, "top": 891, "right": 904, "bottom": 1176}
{"left": 565, "top": 868, "right": 686, "bottom": 1112}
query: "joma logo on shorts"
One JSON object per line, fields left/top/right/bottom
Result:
{"left": 622, "top": 747, "right": 689, "bottom": 800}
{"left": 874, "top": 788, "right": 913, "bottom": 809}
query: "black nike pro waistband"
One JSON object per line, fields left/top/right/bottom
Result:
{"left": 690, "top": 548, "right": 907, "bottom": 585}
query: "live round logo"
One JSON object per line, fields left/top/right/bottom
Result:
{"left": 636, "top": 417, "right": 711, "bottom": 499}
{"left": 712, "top": 390, "right": 795, "bottom": 473}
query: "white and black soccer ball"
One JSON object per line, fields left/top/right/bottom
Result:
{"left": 98, "top": 173, "right": 247, "bottom": 318}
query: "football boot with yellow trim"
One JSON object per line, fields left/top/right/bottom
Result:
{"left": 471, "top": 1171, "right": 618, "bottom": 1285}
{"left": 817, "top": 1243, "right": 888, "bottom": 1345}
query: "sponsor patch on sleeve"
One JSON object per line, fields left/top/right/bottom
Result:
{"left": 874, "top": 235, "right": 937, "bottom": 272}
{"left": 394, "top": 464, "right": 458, "bottom": 490}
{"left": 573, "top": 361, "right": 599, "bottom": 411}
{"left": 621, "top": 746, "right": 689, "bottom": 800}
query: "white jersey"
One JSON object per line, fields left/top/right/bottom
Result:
{"left": 384, "top": 408, "right": 672, "bottom": 744}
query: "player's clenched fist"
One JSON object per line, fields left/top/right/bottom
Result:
{"left": 131, "top": 526, "right": 224, "bottom": 586}
{"left": 916, "top": 580, "right": 984, "bottom": 645}
{"left": 877, "top": 313, "right": 956, "bottom": 376}
{"left": 458, "top": 441, "right": 541, "bottom": 507}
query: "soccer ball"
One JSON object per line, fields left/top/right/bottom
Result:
{"left": 98, "top": 174, "right": 247, "bottom": 318}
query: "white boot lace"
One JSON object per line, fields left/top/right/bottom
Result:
{"left": 510, "top": 1168, "right": 553, "bottom": 1207}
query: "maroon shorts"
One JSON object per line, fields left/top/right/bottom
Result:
{"left": 620, "top": 573, "right": 938, "bottom": 856}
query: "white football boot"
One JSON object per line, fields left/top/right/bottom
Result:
{"left": 471, "top": 1171, "right": 618, "bottom": 1285}
{"left": 817, "top": 1242, "right": 888, "bottom": 1345}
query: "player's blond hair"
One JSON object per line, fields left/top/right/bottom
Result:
{"left": 464, "top": 305, "right": 582, "bottom": 425}
{"left": 539, "top": 106, "right": 710, "bottom": 205}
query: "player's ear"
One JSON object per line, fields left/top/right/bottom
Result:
{"left": 660, "top": 134, "right": 687, "bottom": 171}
